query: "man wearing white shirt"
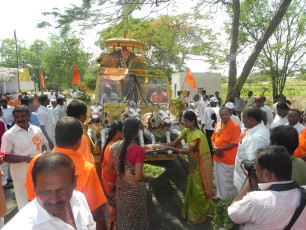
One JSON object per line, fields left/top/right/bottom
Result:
{"left": 202, "top": 95, "right": 209, "bottom": 107}
{"left": 255, "top": 96, "right": 273, "bottom": 129}
{"left": 199, "top": 95, "right": 210, "bottom": 130}
{"left": 228, "top": 146, "right": 306, "bottom": 230}
{"left": 193, "top": 94, "right": 205, "bottom": 121}
{"left": 272, "top": 94, "right": 286, "bottom": 117}
{"left": 202, "top": 97, "right": 220, "bottom": 157}
{"left": 3, "top": 152, "right": 96, "bottom": 230}
{"left": 184, "top": 91, "right": 193, "bottom": 104}
{"left": 286, "top": 109, "right": 305, "bottom": 134}
{"left": 1, "top": 105, "right": 48, "bottom": 210}
{"left": 200, "top": 89, "right": 206, "bottom": 100}
{"left": 53, "top": 98, "right": 66, "bottom": 123}
{"left": 270, "top": 102, "right": 289, "bottom": 130}
{"left": 70, "top": 90, "right": 77, "bottom": 99}
{"left": 234, "top": 106, "right": 269, "bottom": 191}
{"left": 37, "top": 95, "right": 55, "bottom": 151}
{"left": 0, "top": 98, "right": 14, "bottom": 129}
{"left": 47, "top": 90, "right": 56, "bottom": 101}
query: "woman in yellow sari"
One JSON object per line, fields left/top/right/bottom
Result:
{"left": 162, "top": 110, "right": 214, "bottom": 224}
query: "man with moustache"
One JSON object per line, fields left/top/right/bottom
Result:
{"left": 3, "top": 152, "right": 96, "bottom": 229}
{"left": 24, "top": 117, "right": 107, "bottom": 230}
{"left": 1, "top": 105, "right": 48, "bottom": 210}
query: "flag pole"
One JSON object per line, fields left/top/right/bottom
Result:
{"left": 180, "top": 78, "right": 186, "bottom": 92}
{"left": 14, "top": 30, "right": 20, "bottom": 93}
{"left": 35, "top": 43, "right": 43, "bottom": 94}
{"left": 180, "top": 69, "right": 189, "bottom": 91}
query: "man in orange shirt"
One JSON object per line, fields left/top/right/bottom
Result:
{"left": 5, "top": 94, "right": 15, "bottom": 107}
{"left": 211, "top": 106, "right": 241, "bottom": 199}
{"left": 66, "top": 99, "right": 95, "bottom": 165}
{"left": 14, "top": 93, "right": 22, "bottom": 106}
{"left": 25, "top": 117, "right": 107, "bottom": 230}
{"left": 150, "top": 85, "right": 168, "bottom": 103}
{"left": 294, "top": 128, "right": 306, "bottom": 161}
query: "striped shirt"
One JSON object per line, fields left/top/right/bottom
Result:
{"left": 228, "top": 181, "right": 306, "bottom": 230}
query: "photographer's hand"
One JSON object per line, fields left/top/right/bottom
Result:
{"left": 241, "top": 164, "right": 248, "bottom": 177}
{"left": 241, "top": 164, "right": 258, "bottom": 190}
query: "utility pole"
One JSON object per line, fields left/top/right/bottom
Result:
{"left": 35, "top": 43, "right": 43, "bottom": 94}
{"left": 14, "top": 30, "right": 20, "bottom": 93}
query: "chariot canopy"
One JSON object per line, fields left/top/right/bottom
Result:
{"left": 95, "top": 30, "right": 171, "bottom": 117}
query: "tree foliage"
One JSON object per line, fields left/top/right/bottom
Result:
{"left": 196, "top": 0, "right": 293, "bottom": 100}
{"left": 0, "top": 34, "right": 91, "bottom": 90}
{"left": 97, "top": 14, "right": 223, "bottom": 76}
{"left": 39, "top": 33, "right": 91, "bottom": 88}
{"left": 240, "top": 0, "right": 306, "bottom": 97}
{"left": 37, "top": 0, "right": 174, "bottom": 32}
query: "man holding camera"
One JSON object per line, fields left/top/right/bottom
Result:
{"left": 228, "top": 146, "right": 306, "bottom": 229}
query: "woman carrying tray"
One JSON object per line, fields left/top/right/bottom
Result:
{"left": 161, "top": 111, "right": 214, "bottom": 224}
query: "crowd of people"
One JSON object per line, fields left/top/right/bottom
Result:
{"left": 176, "top": 89, "right": 306, "bottom": 229}
{"left": 0, "top": 89, "right": 305, "bottom": 229}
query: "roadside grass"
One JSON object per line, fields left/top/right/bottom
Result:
{"left": 221, "top": 80, "right": 306, "bottom": 110}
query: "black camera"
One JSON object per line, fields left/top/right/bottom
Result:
{"left": 241, "top": 160, "right": 257, "bottom": 179}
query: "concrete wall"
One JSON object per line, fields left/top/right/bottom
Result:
{"left": 171, "top": 72, "right": 222, "bottom": 97}
{"left": 0, "top": 75, "right": 35, "bottom": 94}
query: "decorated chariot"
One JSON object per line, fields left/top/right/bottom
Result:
{"left": 89, "top": 31, "right": 187, "bottom": 162}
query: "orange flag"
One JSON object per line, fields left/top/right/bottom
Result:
{"left": 185, "top": 69, "right": 196, "bottom": 88}
{"left": 40, "top": 71, "right": 45, "bottom": 89}
{"left": 72, "top": 63, "right": 80, "bottom": 85}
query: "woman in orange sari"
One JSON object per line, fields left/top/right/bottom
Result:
{"left": 162, "top": 111, "right": 214, "bottom": 224}
{"left": 100, "top": 121, "right": 123, "bottom": 230}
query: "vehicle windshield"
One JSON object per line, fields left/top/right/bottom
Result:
{"left": 96, "top": 74, "right": 169, "bottom": 104}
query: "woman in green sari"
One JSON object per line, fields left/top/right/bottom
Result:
{"left": 162, "top": 111, "right": 214, "bottom": 224}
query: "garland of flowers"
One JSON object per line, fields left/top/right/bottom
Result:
{"left": 119, "top": 57, "right": 133, "bottom": 69}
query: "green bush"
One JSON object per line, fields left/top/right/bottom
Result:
{"left": 211, "top": 196, "right": 239, "bottom": 230}
{"left": 86, "top": 78, "right": 96, "bottom": 91}
{"left": 76, "top": 94, "right": 91, "bottom": 103}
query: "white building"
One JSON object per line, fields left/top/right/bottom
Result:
{"left": 171, "top": 72, "right": 222, "bottom": 97}
{"left": 0, "top": 68, "right": 35, "bottom": 94}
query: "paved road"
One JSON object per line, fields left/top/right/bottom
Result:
{"left": 3, "top": 156, "right": 213, "bottom": 229}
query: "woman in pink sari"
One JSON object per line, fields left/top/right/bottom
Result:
{"left": 110, "top": 118, "right": 154, "bottom": 229}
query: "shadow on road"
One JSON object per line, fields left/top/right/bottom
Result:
{"left": 147, "top": 156, "right": 213, "bottom": 230}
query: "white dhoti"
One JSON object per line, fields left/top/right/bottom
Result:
{"left": 12, "top": 178, "right": 28, "bottom": 210}
{"left": 214, "top": 161, "right": 237, "bottom": 199}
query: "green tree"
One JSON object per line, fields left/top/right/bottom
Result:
{"left": 0, "top": 38, "right": 44, "bottom": 90}
{"left": 97, "top": 15, "right": 223, "bottom": 76}
{"left": 196, "top": 0, "right": 293, "bottom": 101}
{"left": 240, "top": 0, "right": 306, "bottom": 97}
{"left": 39, "top": 33, "right": 91, "bottom": 89}
{"left": 0, "top": 39, "right": 29, "bottom": 68}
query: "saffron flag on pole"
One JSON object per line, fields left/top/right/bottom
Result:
{"left": 72, "top": 63, "right": 80, "bottom": 85}
{"left": 185, "top": 69, "right": 196, "bottom": 88}
{"left": 40, "top": 71, "right": 45, "bottom": 89}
